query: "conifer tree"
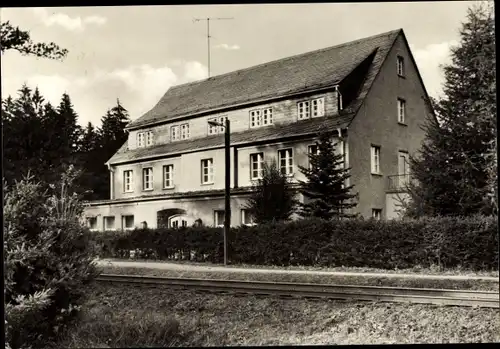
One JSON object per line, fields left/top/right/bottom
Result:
{"left": 299, "top": 131, "right": 357, "bottom": 220}
{"left": 407, "top": 3, "right": 496, "bottom": 217}
{"left": 245, "top": 159, "right": 298, "bottom": 224}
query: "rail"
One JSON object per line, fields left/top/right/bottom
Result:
{"left": 97, "top": 274, "right": 499, "bottom": 308}
{"left": 387, "top": 174, "right": 412, "bottom": 192}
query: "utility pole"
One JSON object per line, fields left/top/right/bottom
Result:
{"left": 193, "top": 17, "right": 234, "bottom": 78}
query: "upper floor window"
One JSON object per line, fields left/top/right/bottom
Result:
{"left": 123, "top": 170, "right": 133, "bottom": 193}
{"left": 142, "top": 167, "right": 153, "bottom": 191}
{"left": 137, "top": 132, "right": 145, "bottom": 147}
{"left": 250, "top": 108, "right": 273, "bottom": 128}
{"left": 397, "top": 98, "right": 406, "bottom": 124}
{"left": 208, "top": 116, "right": 226, "bottom": 135}
{"left": 180, "top": 123, "right": 190, "bottom": 140}
{"left": 201, "top": 158, "right": 214, "bottom": 184}
{"left": 250, "top": 152, "right": 264, "bottom": 180}
{"left": 397, "top": 56, "right": 405, "bottom": 77}
{"left": 298, "top": 97, "right": 325, "bottom": 120}
{"left": 371, "top": 145, "right": 381, "bottom": 174}
{"left": 146, "top": 131, "right": 154, "bottom": 146}
{"left": 278, "top": 148, "right": 294, "bottom": 176}
{"left": 308, "top": 144, "right": 319, "bottom": 169}
{"left": 163, "top": 164, "right": 174, "bottom": 189}
{"left": 171, "top": 125, "right": 179, "bottom": 141}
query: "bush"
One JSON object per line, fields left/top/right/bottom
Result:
{"left": 4, "top": 167, "right": 99, "bottom": 349}
{"left": 91, "top": 215, "right": 498, "bottom": 271}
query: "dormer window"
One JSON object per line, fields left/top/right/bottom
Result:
{"left": 137, "top": 132, "right": 145, "bottom": 147}
{"left": 208, "top": 116, "right": 225, "bottom": 135}
{"left": 170, "top": 125, "right": 179, "bottom": 141}
{"left": 180, "top": 124, "right": 190, "bottom": 139}
{"left": 137, "top": 131, "right": 153, "bottom": 147}
{"left": 250, "top": 107, "right": 273, "bottom": 128}
{"left": 298, "top": 97, "right": 325, "bottom": 120}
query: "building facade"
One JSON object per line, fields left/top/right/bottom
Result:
{"left": 84, "top": 29, "right": 431, "bottom": 231}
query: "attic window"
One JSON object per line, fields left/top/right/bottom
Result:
{"left": 397, "top": 56, "right": 405, "bottom": 77}
{"left": 137, "top": 132, "right": 145, "bottom": 147}
{"left": 298, "top": 97, "right": 324, "bottom": 120}
{"left": 250, "top": 108, "right": 273, "bottom": 128}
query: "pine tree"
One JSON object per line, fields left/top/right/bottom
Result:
{"left": 2, "top": 85, "right": 48, "bottom": 184}
{"left": 245, "top": 159, "right": 298, "bottom": 224}
{"left": 91, "top": 99, "right": 130, "bottom": 199}
{"left": 299, "top": 131, "right": 357, "bottom": 220}
{"left": 407, "top": 3, "right": 496, "bottom": 217}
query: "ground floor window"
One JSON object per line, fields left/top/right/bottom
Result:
{"left": 372, "top": 209, "right": 382, "bottom": 220}
{"left": 123, "top": 215, "right": 134, "bottom": 230}
{"left": 104, "top": 216, "right": 115, "bottom": 230}
{"left": 241, "top": 209, "right": 256, "bottom": 226}
{"left": 214, "top": 210, "right": 225, "bottom": 227}
{"left": 87, "top": 217, "right": 97, "bottom": 230}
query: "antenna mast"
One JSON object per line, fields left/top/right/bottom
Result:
{"left": 193, "top": 17, "right": 234, "bottom": 78}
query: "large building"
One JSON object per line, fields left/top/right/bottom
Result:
{"left": 84, "top": 28, "right": 431, "bottom": 231}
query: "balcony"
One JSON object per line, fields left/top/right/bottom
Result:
{"left": 387, "top": 174, "right": 411, "bottom": 193}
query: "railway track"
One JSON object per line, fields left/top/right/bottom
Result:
{"left": 97, "top": 273, "right": 499, "bottom": 308}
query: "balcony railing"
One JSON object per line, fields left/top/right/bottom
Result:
{"left": 387, "top": 174, "right": 412, "bottom": 192}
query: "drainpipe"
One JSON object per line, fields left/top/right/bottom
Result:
{"left": 107, "top": 163, "right": 115, "bottom": 200}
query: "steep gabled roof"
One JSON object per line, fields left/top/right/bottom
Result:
{"left": 127, "top": 29, "right": 401, "bottom": 130}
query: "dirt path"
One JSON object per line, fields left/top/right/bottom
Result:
{"left": 95, "top": 259, "right": 499, "bottom": 282}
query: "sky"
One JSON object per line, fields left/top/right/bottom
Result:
{"left": 0, "top": 2, "right": 479, "bottom": 127}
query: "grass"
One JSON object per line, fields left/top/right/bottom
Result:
{"left": 101, "top": 257, "right": 500, "bottom": 277}
{"left": 99, "top": 266, "right": 500, "bottom": 291}
{"left": 54, "top": 282, "right": 500, "bottom": 347}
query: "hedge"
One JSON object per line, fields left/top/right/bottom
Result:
{"left": 90, "top": 215, "right": 499, "bottom": 271}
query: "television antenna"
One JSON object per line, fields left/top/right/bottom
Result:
{"left": 193, "top": 17, "right": 234, "bottom": 78}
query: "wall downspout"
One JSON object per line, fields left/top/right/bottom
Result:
{"left": 107, "top": 164, "right": 115, "bottom": 200}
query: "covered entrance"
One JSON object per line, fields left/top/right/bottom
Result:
{"left": 157, "top": 208, "right": 189, "bottom": 228}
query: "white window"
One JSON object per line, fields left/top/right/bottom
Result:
{"left": 87, "top": 217, "right": 97, "bottom": 230}
{"left": 142, "top": 167, "right": 153, "bottom": 190}
{"left": 146, "top": 131, "right": 154, "bottom": 146}
{"left": 180, "top": 123, "right": 190, "bottom": 140}
{"left": 308, "top": 144, "right": 319, "bottom": 169}
{"left": 137, "top": 132, "right": 145, "bottom": 147}
{"left": 298, "top": 98, "right": 325, "bottom": 120}
{"left": 250, "top": 108, "right": 273, "bottom": 128}
{"left": 123, "top": 215, "right": 134, "bottom": 230}
{"left": 250, "top": 152, "right": 264, "bottom": 180}
{"left": 170, "top": 125, "right": 179, "bottom": 141}
{"left": 163, "top": 164, "right": 174, "bottom": 188}
{"left": 311, "top": 98, "right": 325, "bottom": 117}
{"left": 397, "top": 56, "right": 405, "bottom": 76}
{"left": 371, "top": 146, "right": 381, "bottom": 174}
{"left": 123, "top": 170, "right": 133, "bottom": 192}
{"left": 241, "top": 209, "right": 255, "bottom": 226}
{"left": 104, "top": 216, "right": 115, "bottom": 231}
{"left": 201, "top": 159, "right": 214, "bottom": 184}
{"left": 278, "top": 148, "right": 293, "bottom": 176}
{"left": 262, "top": 108, "right": 273, "bottom": 125}
{"left": 250, "top": 109, "right": 261, "bottom": 128}
{"left": 398, "top": 98, "right": 406, "bottom": 124}
{"left": 208, "top": 116, "right": 225, "bottom": 135}
{"left": 214, "top": 210, "right": 225, "bottom": 227}
{"left": 372, "top": 209, "right": 382, "bottom": 220}
{"left": 297, "top": 101, "right": 310, "bottom": 120}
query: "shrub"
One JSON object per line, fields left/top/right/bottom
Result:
{"left": 4, "top": 167, "right": 99, "bottom": 349}
{"left": 91, "top": 215, "right": 498, "bottom": 271}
